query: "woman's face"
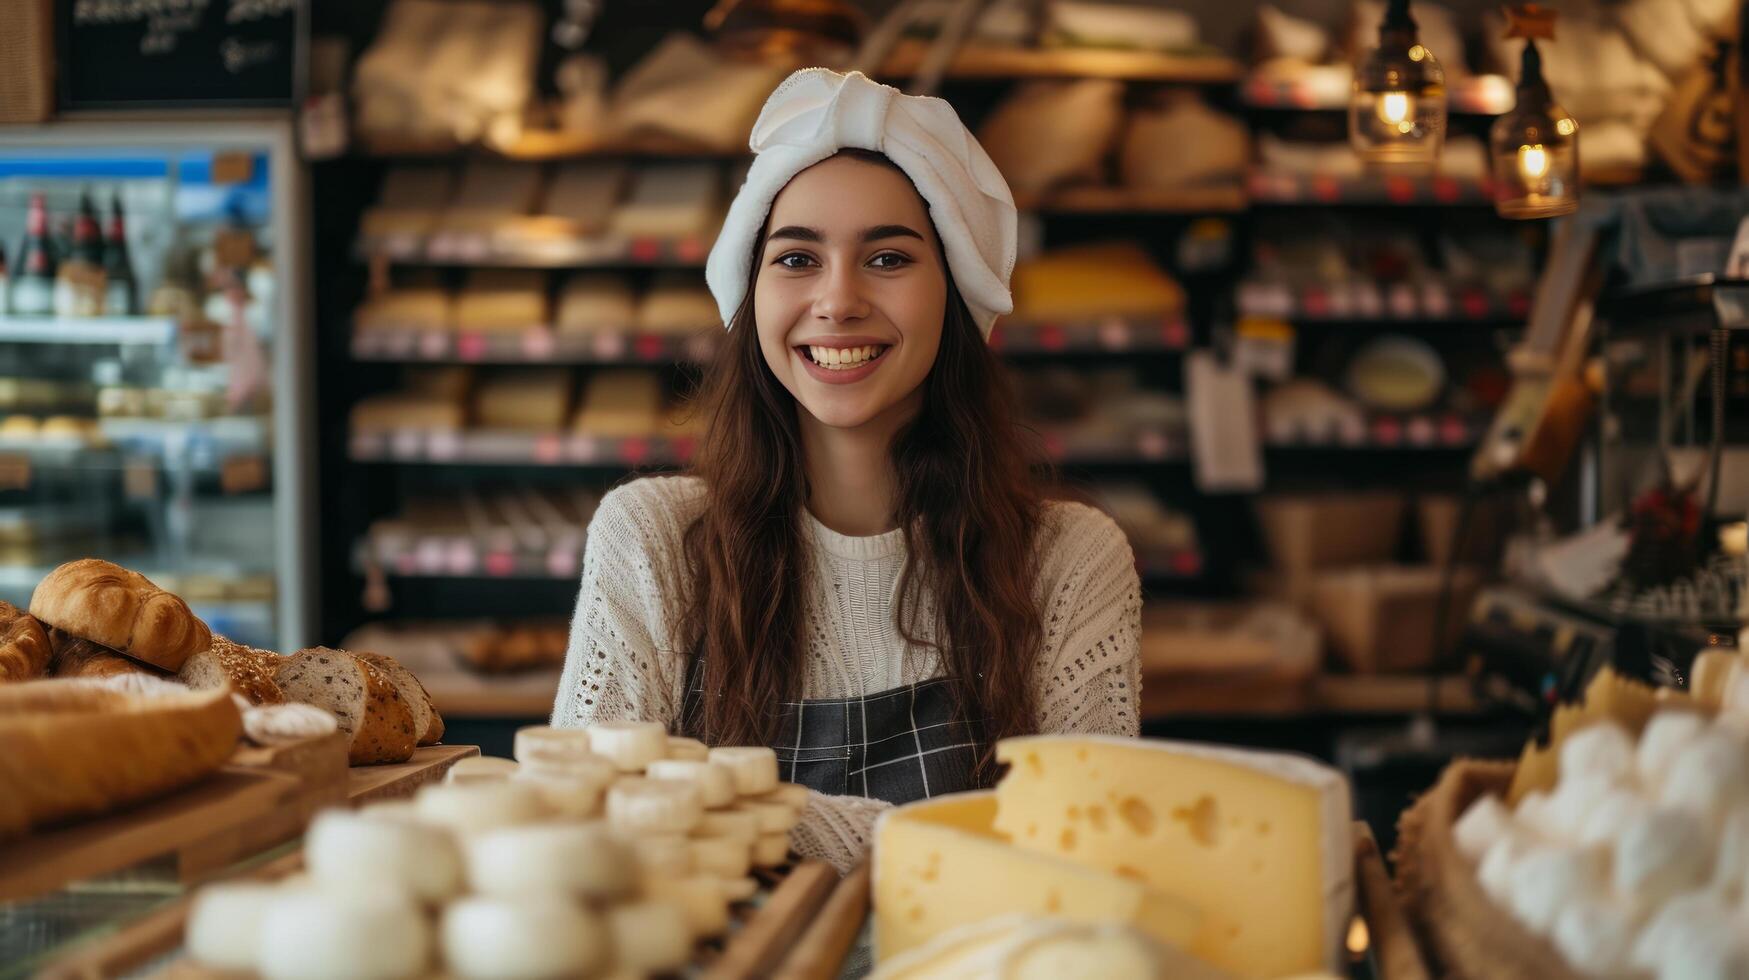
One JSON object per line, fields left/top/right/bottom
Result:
{"left": 753, "top": 154, "right": 947, "bottom": 431}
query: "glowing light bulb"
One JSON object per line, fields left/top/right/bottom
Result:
{"left": 1517, "top": 143, "right": 1549, "bottom": 180}
{"left": 1377, "top": 91, "right": 1411, "bottom": 126}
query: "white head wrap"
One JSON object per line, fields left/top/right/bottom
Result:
{"left": 705, "top": 68, "right": 1018, "bottom": 338}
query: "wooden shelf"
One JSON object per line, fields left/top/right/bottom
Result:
{"left": 355, "top": 131, "right": 744, "bottom": 161}
{"left": 879, "top": 39, "right": 1242, "bottom": 84}
{"left": 1017, "top": 183, "right": 1248, "bottom": 214}
{"left": 1142, "top": 671, "right": 1481, "bottom": 718}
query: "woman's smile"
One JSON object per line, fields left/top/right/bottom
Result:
{"left": 793, "top": 336, "right": 895, "bottom": 384}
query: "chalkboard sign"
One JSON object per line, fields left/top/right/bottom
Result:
{"left": 61, "top": 0, "right": 303, "bottom": 109}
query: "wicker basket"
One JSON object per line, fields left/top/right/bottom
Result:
{"left": 1392, "top": 759, "right": 1584, "bottom": 980}
{"left": 0, "top": 0, "right": 55, "bottom": 124}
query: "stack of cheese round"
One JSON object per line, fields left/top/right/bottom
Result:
{"left": 1456, "top": 706, "right": 1749, "bottom": 980}
{"left": 183, "top": 723, "right": 807, "bottom": 980}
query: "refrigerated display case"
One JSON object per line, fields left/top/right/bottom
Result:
{"left": 0, "top": 119, "right": 312, "bottom": 650}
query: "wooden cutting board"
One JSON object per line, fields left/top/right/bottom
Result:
{"left": 346, "top": 744, "right": 479, "bottom": 805}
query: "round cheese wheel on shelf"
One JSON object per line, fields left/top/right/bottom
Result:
{"left": 718, "top": 876, "right": 759, "bottom": 903}
{"left": 1558, "top": 722, "right": 1636, "bottom": 787}
{"left": 607, "top": 777, "right": 704, "bottom": 835}
{"left": 465, "top": 822, "right": 638, "bottom": 900}
{"left": 695, "top": 808, "right": 760, "bottom": 842}
{"left": 624, "top": 833, "right": 694, "bottom": 877}
{"left": 642, "top": 875, "right": 732, "bottom": 938}
{"left": 1504, "top": 843, "right": 1608, "bottom": 934}
{"left": 1453, "top": 793, "right": 1512, "bottom": 861}
{"left": 1613, "top": 808, "right": 1714, "bottom": 913}
{"left": 646, "top": 758, "right": 736, "bottom": 809}
{"left": 187, "top": 883, "right": 280, "bottom": 971}
{"left": 752, "top": 832, "right": 790, "bottom": 867}
{"left": 511, "top": 768, "right": 608, "bottom": 818}
{"left": 256, "top": 885, "right": 431, "bottom": 980}
{"left": 666, "top": 736, "right": 709, "bottom": 761}
{"left": 607, "top": 900, "right": 694, "bottom": 975}
{"left": 444, "top": 756, "right": 520, "bottom": 785}
{"left": 758, "top": 782, "right": 811, "bottom": 811}
{"left": 1637, "top": 711, "right": 1709, "bottom": 795}
{"left": 708, "top": 746, "right": 779, "bottom": 795}
{"left": 304, "top": 809, "right": 463, "bottom": 903}
{"left": 589, "top": 721, "right": 668, "bottom": 773}
{"left": 415, "top": 782, "right": 550, "bottom": 833}
{"left": 514, "top": 725, "right": 595, "bottom": 766}
{"left": 734, "top": 798, "right": 800, "bottom": 835}
{"left": 690, "top": 834, "right": 753, "bottom": 879}
{"left": 441, "top": 894, "right": 606, "bottom": 980}
{"left": 1550, "top": 898, "right": 1638, "bottom": 979}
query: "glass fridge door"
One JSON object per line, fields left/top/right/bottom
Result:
{"left": 0, "top": 119, "right": 311, "bottom": 650}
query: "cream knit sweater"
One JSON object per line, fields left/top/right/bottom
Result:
{"left": 552, "top": 475, "right": 1142, "bottom": 872}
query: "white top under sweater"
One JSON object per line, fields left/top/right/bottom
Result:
{"left": 552, "top": 474, "right": 1142, "bottom": 872}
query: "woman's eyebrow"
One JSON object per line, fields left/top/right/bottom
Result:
{"left": 764, "top": 224, "right": 925, "bottom": 245}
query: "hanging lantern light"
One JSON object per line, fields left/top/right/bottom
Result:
{"left": 1350, "top": 0, "right": 1447, "bottom": 171}
{"left": 1490, "top": 6, "right": 1579, "bottom": 219}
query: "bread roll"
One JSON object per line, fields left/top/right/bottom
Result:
{"left": 30, "top": 559, "right": 212, "bottom": 672}
{"left": 0, "top": 681, "right": 241, "bottom": 839}
{"left": 178, "top": 635, "right": 285, "bottom": 705}
{"left": 354, "top": 651, "right": 444, "bottom": 746}
{"left": 0, "top": 600, "right": 50, "bottom": 682}
{"left": 46, "top": 628, "right": 167, "bottom": 680}
{"left": 274, "top": 648, "right": 418, "bottom": 765}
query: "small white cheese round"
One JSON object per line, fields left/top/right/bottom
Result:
{"left": 641, "top": 875, "right": 732, "bottom": 938}
{"left": 1550, "top": 898, "right": 1638, "bottom": 979}
{"left": 441, "top": 894, "right": 606, "bottom": 980}
{"left": 759, "top": 783, "right": 812, "bottom": 810}
{"left": 695, "top": 808, "right": 760, "bottom": 842}
{"left": 1505, "top": 844, "right": 1608, "bottom": 935}
{"left": 588, "top": 720, "right": 669, "bottom": 773}
{"left": 607, "top": 901, "right": 694, "bottom": 975}
{"left": 414, "top": 781, "right": 550, "bottom": 833}
{"left": 734, "top": 799, "right": 801, "bottom": 836}
{"left": 753, "top": 832, "right": 791, "bottom": 867}
{"left": 513, "top": 725, "right": 596, "bottom": 766}
{"left": 1712, "top": 808, "right": 1749, "bottom": 898}
{"left": 1613, "top": 808, "right": 1716, "bottom": 913}
{"left": 465, "top": 822, "right": 638, "bottom": 900}
{"left": 510, "top": 768, "right": 608, "bottom": 818}
{"left": 707, "top": 746, "right": 780, "bottom": 795}
{"left": 1543, "top": 772, "right": 1618, "bottom": 841}
{"left": 1512, "top": 790, "right": 1559, "bottom": 841}
{"left": 187, "top": 883, "right": 281, "bottom": 971}
{"left": 1560, "top": 721, "right": 1637, "bottom": 787}
{"left": 666, "top": 736, "right": 710, "bottom": 762}
{"left": 304, "top": 809, "right": 463, "bottom": 903}
{"left": 623, "top": 833, "right": 694, "bottom": 877}
{"left": 689, "top": 834, "right": 754, "bottom": 879}
{"left": 1577, "top": 787, "right": 1655, "bottom": 849}
{"left": 256, "top": 884, "right": 430, "bottom": 980}
{"left": 718, "top": 876, "right": 759, "bottom": 902}
{"left": 444, "top": 756, "right": 520, "bottom": 785}
{"left": 1659, "top": 728, "right": 1749, "bottom": 827}
{"left": 607, "top": 777, "right": 704, "bottom": 835}
{"left": 1454, "top": 794, "right": 1514, "bottom": 862}
{"left": 1630, "top": 892, "right": 1737, "bottom": 974}
{"left": 1478, "top": 833, "right": 1539, "bottom": 906}
{"left": 1637, "top": 711, "right": 1709, "bottom": 796}
{"left": 646, "top": 759, "right": 736, "bottom": 809}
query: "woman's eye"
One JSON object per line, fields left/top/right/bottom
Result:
{"left": 869, "top": 252, "right": 910, "bottom": 270}
{"left": 774, "top": 253, "right": 815, "bottom": 269}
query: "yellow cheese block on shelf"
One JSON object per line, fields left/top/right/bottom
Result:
{"left": 873, "top": 793, "right": 1201, "bottom": 964}
{"left": 991, "top": 735, "right": 1352, "bottom": 979}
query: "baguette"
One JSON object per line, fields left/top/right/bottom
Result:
{"left": 0, "top": 681, "right": 242, "bottom": 839}
{"left": 354, "top": 651, "right": 444, "bottom": 746}
{"left": 274, "top": 648, "right": 418, "bottom": 765}
{"left": 46, "top": 627, "right": 170, "bottom": 680}
{"left": 29, "top": 559, "right": 212, "bottom": 672}
{"left": 178, "top": 635, "right": 285, "bottom": 706}
{"left": 0, "top": 600, "right": 49, "bottom": 682}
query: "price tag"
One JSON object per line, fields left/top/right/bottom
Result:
{"left": 0, "top": 454, "right": 31, "bottom": 491}
{"left": 456, "top": 333, "right": 487, "bottom": 361}
{"left": 533, "top": 434, "right": 562, "bottom": 464}
{"left": 1384, "top": 176, "right": 1416, "bottom": 204}
{"left": 685, "top": 335, "right": 718, "bottom": 364}
{"left": 427, "top": 429, "right": 462, "bottom": 462}
{"left": 484, "top": 552, "right": 516, "bottom": 577}
{"left": 415, "top": 538, "right": 445, "bottom": 573}
{"left": 447, "top": 540, "right": 478, "bottom": 575}
{"left": 592, "top": 333, "right": 627, "bottom": 360}
{"left": 390, "top": 429, "right": 423, "bottom": 460}
{"left": 418, "top": 332, "right": 449, "bottom": 360}
{"left": 521, "top": 331, "right": 556, "bottom": 359}
{"left": 1099, "top": 317, "right": 1130, "bottom": 351}
{"left": 123, "top": 455, "right": 156, "bottom": 498}
{"left": 1037, "top": 325, "right": 1066, "bottom": 352}
{"left": 629, "top": 238, "right": 662, "bottom": 263}
{"left": 620, "top": 438, "right": 649, "bottom": 467}
{"left": 673, "top": 236, "right": 706, "bottom": 262}
{"left": 220, "top": 455, "right": 267, "bottom": 494}
{"left": 547, "top": 546, "right": 580, "bottom": 578}
{"left": 1310, "top": 175, "right": 1342, "bottom": 203}
{"left": 1407, "top": 416, "right": 1437, "bottom": 446}
{"left": 350, "top": 430, "right": 385, "bottom": 460}
{"left": 568, "top": 435, "right": 599, "bottom": 464}
{"left": 671, "top": 436, "right": 696, "bottom": 464}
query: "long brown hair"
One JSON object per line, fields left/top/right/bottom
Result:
{"left": 678, "top": 150, "right": 1047, "bottom": 767}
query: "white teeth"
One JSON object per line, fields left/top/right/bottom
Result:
{"left": 805, "top": 345, "right": 884, "bottom": 370}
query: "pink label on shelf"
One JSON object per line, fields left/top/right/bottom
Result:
{"left": 390, "top": 429, "right": 423, "bottom": 460}
{"left": 685, "top": 335, "right": 717, "bottom": 363}
{"left": 634, "top": 334, "right": 665, "bottom": 361}
{"left": 986, "top": 325, "right": 1007, "bottom": 350}
{"left": 533, "top": 434, "right": 562, "bottom": 464}
{"left": 456, "top": 333, "right": 487, "bottom": 361}
{"left": 1161, "top": 318, "right": 1189, "bottom": 348}
{"left": 1172, "top": 552, "right": 1202, "bottom": 576}
{"left": 1432, "top": 178, "right": 1461, "bottom": 203}
{"left": 674, "top": 237, "right": 705, "bottom": 262}
{"left": 1407, "top": 416, "right": 1436, "bottom": 445}
{"left": 1099, "top": 317, "right": 1129, "bottom": 350}
{"left": 592, "top": 333, "right": 627, "bottom": 360}
{"left": 1385, "top": 177, "right": 1416, "bottom": 203}
{"left": 1459, "top": 289, "right": 1490, "bottom": 320}
{"left": 395, "top": 552, "right": 417, "bottom": 575}
{"left": 1507, "top": 292, "right": 1531, "bottom": 318}
{"left": 447, "top": 540, "right": 477, "bottom": 575}
{"left": 1137, "top": 429, "right": 1172, "bottom": 459}
{"left": 621, "top": 438, "right": 649, "bottom": 466}
{"left": 1038, "top": 325, "right": 1065, "bottom": 351}
{"left": 484, "top": 552, "right": 515, "bottom": 577}
{"left": 629, "top": 239, "right": 662, "bottom": 263}
{"left": 414, "top": 539, "right": 445, "bottom": 573}
{"left": 1372, "top": 416, "right": 1404, "bottom": 445}
{"left": 1311, "top": 175, "right": 1341, "bottom": 202}
{"left": 352, "top": 333, "right": 378, "bottom": 358}
{"left": 1440, "top": 416, "right": 1470, "bottom": 444}
{"left": 417, "top": 332, "right": 449, "bottom": 360}
{"left": 427, "top": 430, "right": 461, "bottom": 461}
{"left": 1302, "top": 286, "right": 1330, "bottom": 317}
{"left": 521, "top": 331, "right": 556, "bottom": 359}
{"left": 547, "top": 546, "right": 579, "bottom": 578}
{"left": 350, "top": 431, "right": 384, "bottom": 459}
{"left": 1042, "top": 432, "right": 1065, "bottom": 460}
{"left": 1387, "top": 284, "right": 1418, "bottom": 319}
{"left": 568, "top": 435, "right": 598, "bottom": 463}
{"left": 672, "top": 437, "right": 696, "bottom": 463}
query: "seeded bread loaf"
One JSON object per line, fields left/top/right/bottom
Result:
{"left": 0, "top": 601, "right": 49, "bottom": 682}
{"left": 178, "top": 636, "right": 286, "bottom": 706}
{"left": 0, "top": 681, "right": 242, "bottom": 839}
{"left": 355, "top": 651, "right": 444, "bottom": 746}
{"left": 274, "top": 648, "right": 418, "bottom": 765}
{"left": 47, "top": 628, "right": 171, "bottom": 680}
{"left": 29, "top": 559, "right": 212, "bottom": 672}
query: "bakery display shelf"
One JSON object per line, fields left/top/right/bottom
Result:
{"left": 1247, "top": 169, "right": 1496, "bottom": 207}
{"left": 1237, "top": 279, "right": 1532, "bottom": 323}
{"left": 349, "top": 427, "right": 694, "bottom": 468}
{"left": 351, "top": 326, "right": 719, "bottom": 365}
{"left": 1141, "top": 670, "right": 1480, "bottom": 718}
{"left": 1265, "top": 412, "right": 1483, "bottom": 450}
{"left": 1135, "top": 547, "right": 1204, "bottom": 579}
{"left": 0, "top": 316, "right": 177, "bottom": 347}
{"left": 879, "top": 38, "right": 1243, "bottom": 83}
{"left": 356, "top": 130, "right": 748, "bottom": 162}
{"left": 355, "top": 231, "right": 712, "bottom": 269}
{"left": 35, "top": 849, "right": 838, "bottom": 980}
{"left": 0, "top": 733, "right": 349, "bottom": 907}
{"left": 1015, "top": 183, "right": 1249, "bottom": 215}
{"left": 358, "top": 534, "right": 583, "bottom": 581}
{"left": 1036, "top": 425, "right": 1188, "bottom": 464}
{"left": 991, "top": 313, "right": 1192, "bottom": 353}
{"left": 1242, "top": 72, "right": 1515, "bottom": 115}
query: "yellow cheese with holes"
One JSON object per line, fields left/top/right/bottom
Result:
{"left": 991, "top": 735, "right": 1352, "bottom": 979}
{"left": 873, "top": 793, "right": 1201, "bottom": 963}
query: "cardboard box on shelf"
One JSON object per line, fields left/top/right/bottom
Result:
{"left": 1309, "top": 565, "right": 1482, "bottom": 674}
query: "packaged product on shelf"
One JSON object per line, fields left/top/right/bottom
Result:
{"left": 355, "top": 271, "right": 455, "bottom": 333}
{"left": 977, "top": 79, "right": 1124, "bottom": 198}
{"left": 53, "top": 193, "right": 106, "bottom": 319}
{"left": 351, "top": 391, "right": 467, "bottom": 433}
{"left": 454, "top": 269, "right": 548, "bottom": 332}
{"left": 556, "top": 273, "right": 637, "bottom": 334}
{"left": 10, "top": 193, "right": 57, "bottom": 317}
{"left": 474, "top": 369, "right": 573, "bottom": 431}
{"left": 608, "top": 163, "right": 723, "bottom": 241}
{"left": 438, "top": 161, "right": 545, "bottom": 237}
{"left": 1044, "top": 0, "right": 1200, "bottom": 51}
{"left": 540, "top": 162, "right": 631, "bottom": 238}
{"left": 362, "top": 166, "right": 457, "bottom": 241}
{"left": 874, "top": 734, "right": 1354, "bottom": 978}
{"left": 636, "top": 273, "right": 720, "bottom": 333}
{"left": 1120, "top": 93, "right": 1250, "bottom": 191}
{"left": 1009, "top": 242, "right": 1184, "bottom": 322}
{"left": 574, "top": 370, "right": 663, "bottom": 438}
{"left": 607, "top": 33, "right": 790, "bottom": 152}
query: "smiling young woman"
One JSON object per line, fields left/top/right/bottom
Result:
{"left": 553, "top": 70, "right": 1141, "bottom": 873}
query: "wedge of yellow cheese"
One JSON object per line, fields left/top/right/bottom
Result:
{"left": 991, "top": 735, "right": 1352, "bottom": 979}
{"left": 873, "top": 793, "right": 1202, "bottom": 962}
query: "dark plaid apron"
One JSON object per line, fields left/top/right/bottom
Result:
{"left": 679, "top": 656, "right": 989, "bottom": 804}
